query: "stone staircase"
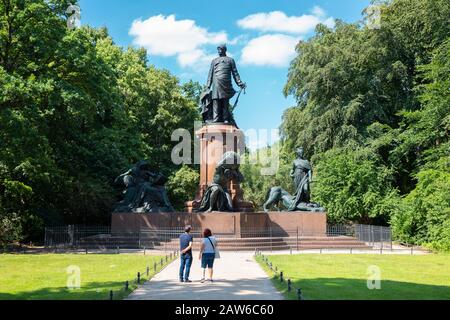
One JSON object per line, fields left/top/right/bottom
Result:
{"left": 76, "top": 233, "right": 371, "bottom": 251}
{"left": 151, "top": 236, "right": 372, "bottom": 251}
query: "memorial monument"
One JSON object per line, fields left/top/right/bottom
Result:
{"left": 185, "top": 43, "right": 253, "bottom": 213}
{"left": 111, "top": 44, "right": 326, "bottom": 237}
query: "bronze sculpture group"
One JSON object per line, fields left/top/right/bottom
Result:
{"left": 113, "top": 161, "right": 174, "bottom": 213}
{"left": 113, "top": 44, "right": 324, "bottom": 214}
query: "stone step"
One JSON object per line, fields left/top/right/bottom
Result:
{"left": 76, "top": 234, "right": 372, "bottom": 251}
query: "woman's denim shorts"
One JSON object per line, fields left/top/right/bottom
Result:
{"left": 201, "top": 253, "right": 215, "bottom": 268}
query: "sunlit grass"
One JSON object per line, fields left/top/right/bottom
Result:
{"left": 0, "top": 254, "right": 167, "bottom": 300}
{"left": 256, "top": 254, "right": 450, "bottom": 300}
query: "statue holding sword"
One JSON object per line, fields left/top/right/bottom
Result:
{"left": 199, "top": 44, "right": 246, "bottom": 127}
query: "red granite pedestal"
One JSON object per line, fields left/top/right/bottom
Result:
{"left": 111, "top": 211, "right": 327, "bottom": 237}
{"left": 185, "top": 124, "right": 254, "bottom": 212}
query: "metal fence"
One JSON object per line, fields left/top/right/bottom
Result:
{"left": 44, "top": 223, "right": 398, "bottom": 252}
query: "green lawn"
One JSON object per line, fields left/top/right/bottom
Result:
{"left": 0, "top": 254, "right": 168, "bottom": 300}
{"left": 256, "top": 254, "right": 450, "bottom": 300}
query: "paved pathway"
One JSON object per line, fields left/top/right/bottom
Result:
{"left": 127, "top": 252, "right": 283, "bottom": 300}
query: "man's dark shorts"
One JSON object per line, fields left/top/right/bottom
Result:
{"left": 201, "top": 253, "right": 215, "bottom": 268}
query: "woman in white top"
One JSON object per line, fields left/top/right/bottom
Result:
{"left": 199, "top": 228, "right": 218, "bottom": 283}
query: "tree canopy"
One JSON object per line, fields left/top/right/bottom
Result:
{"left": 272, "top": 0, "right": 450, "bottom": 251}
{"left": 0, "top": 0, "right": 199, "bottom": 244}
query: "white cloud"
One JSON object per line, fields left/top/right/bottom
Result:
{"left": 177, "top": 49, "right": 216, "bottom": 69}
{"left": 129, "top": 14, "right": 228, "bottom": 68}
{"left": 241, "top": 34, "right": 299, "bottom": 67}
{"left": 237, "top": 8, "right": 334, "bottom": 34}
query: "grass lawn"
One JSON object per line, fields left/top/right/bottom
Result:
{"left": 0, "top": 253, "right": 168, "bottom": 300}
{"left": 256, "top": 254, "right": 450, "bottom": 300}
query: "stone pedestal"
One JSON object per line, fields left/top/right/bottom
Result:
{"left": 111, "top": 212, "right": 327, "bottom": 237}
{"left": 185, "top": 124, "right": 254, "bottom": 212}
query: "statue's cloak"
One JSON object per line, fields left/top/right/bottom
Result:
{"left": 195, "top": 183, "right": 232, "bottom": 212}
{"left": 206, "top": 56, "right": 243, "bottom": 100}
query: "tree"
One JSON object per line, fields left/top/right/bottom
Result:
{"left": 279, "top": 0, "right": 449, "bottom": 250}
{"left": 312, "top": 147, "right": 400, "bottom": 224}
{"left": 0, "top": 0, "right": 199, "bottom": 244}
{"left": 390, "top": 40, "right": 450, "bottom": 251}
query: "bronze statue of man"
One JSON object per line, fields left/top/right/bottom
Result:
{"left": 205, "top": 44, "right": 246, "bottom": 124}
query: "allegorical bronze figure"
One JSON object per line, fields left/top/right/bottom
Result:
{"left": 195, "top": 151, "right": 244, "bottom": 212}
{"left": 113, "top": 161, "right": 174, "bottom": 213}
{"left": 264, "top": 147, "right": 324, "bottom": 212}
{"left": 200, "top": 44, "right": 246, "bottom": 126}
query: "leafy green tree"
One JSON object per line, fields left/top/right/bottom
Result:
{"left": 312, "top": 147, "right": 400, "bottom": 224}
{"left": 276, "top": 0, "right": 449, "bottom": 251}
{"left": 166, "top": 165, "right": 199, "bottom": 211}
{"left": 390, "top": 40, "right": 450, "bottom": 251}
{"left": 282, "top": 0, "right": 449, "bottom": 157}
{"left": 0, "top": 0, "right": 199, "bottom": 244}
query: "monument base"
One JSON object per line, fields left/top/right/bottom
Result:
{"left": 111, "top": 211, "right": 326, "bottom": 237}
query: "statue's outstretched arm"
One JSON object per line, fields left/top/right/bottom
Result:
{"left": 231, "top": 58, "right": 245, "bottom": 88}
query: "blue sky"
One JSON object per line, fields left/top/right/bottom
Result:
{"left": 78, "top": 0, "right": 370, "bottom": 137}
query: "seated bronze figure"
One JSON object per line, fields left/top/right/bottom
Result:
{"left": 195, "top": 151, "right": 244, "bottom": 212}
{"left": 113, "top": 161, "right": 174, "bottom": 213}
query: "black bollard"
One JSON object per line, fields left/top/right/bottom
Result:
{"left": 287, "top": 279, "right": 291, "bottom": 292}
{"left": 280, "top": 271, "right": 284, "bottom": 283}
{"left": 110, "top": 290, "right": 113, "bottom": 300}
{"left": 137, "top": 272, "right": 141, "bottom": 284}
{"left": 146, "top": 266, "right": 149, "bottom": 276}
{"left": 125, "top": 281, "right": 129, "bottom": 291}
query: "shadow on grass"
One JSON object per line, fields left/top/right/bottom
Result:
{"left": 272, "top": 277, "right": 450, "bottom": 300}
{"left": 0, "top": 280, "right": 144, "bottom": 300}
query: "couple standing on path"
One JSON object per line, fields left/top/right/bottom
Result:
{"left": 179, "top": 226, "right": 219, "bottom": 283}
